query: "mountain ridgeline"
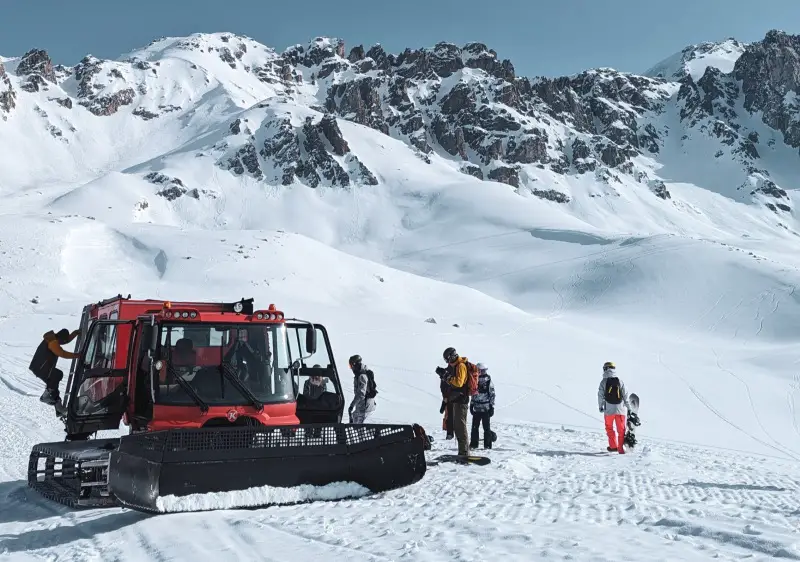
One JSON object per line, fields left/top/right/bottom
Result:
{"left": 1, "top": 30, "right": 800, "bottom": 217}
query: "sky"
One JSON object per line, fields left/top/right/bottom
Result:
{"left": 1, "top": 0, "right": 799, "bottom": 77}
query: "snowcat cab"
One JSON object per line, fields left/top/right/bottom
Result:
{"left": 27, "top": 295, "right": 428, "bottom": 513}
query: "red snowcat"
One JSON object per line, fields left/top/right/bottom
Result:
{"left": 27, "top": 295, "right": 428, "bottom": 513}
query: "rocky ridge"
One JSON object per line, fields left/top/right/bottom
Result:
{"left": 2, "top": 30, "right": 800, "bottom": 212}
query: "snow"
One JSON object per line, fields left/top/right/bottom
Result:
{"left": 2, "top": 32, "right": 800, "bottom": 561}
{"left": 155, "top": 481, "right": 371, "bottom": 513}
{"left": 645, "top": 39, "right": 747, "bottom": 81}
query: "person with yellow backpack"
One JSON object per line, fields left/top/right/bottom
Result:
{"left": 597, "top": 361, "right": 631, "bottom": 454}
{"left": 436, "top": 347, "right": 479, "bottom": 457}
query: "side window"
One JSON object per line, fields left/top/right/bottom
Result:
{"left": 287, "top": 326, "right": 302, "bottom": 364}
{"left": 209, "top": 328, "right": 227, "bottom": 346}
{"left": 160, "top": 326, "right": 185, "bottom": 346}
{"left": 306, "top": 327, "right": 332, "bottom": 368}
{"left": 286, "top": 326, "right": 332, "bottom": 367}
{"left": 84, "top": 323, "right": 118, "bottom": 369}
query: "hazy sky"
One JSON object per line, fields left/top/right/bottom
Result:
{"left": 2, "top": 0, "right": 799, "bottom": 77}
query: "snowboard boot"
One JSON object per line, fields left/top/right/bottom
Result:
{"left": 484, "top": 441, "right": 492, "bottom": 450}
{"left": 607, "top": 446, "right": 616, "bottom": 452}
{"left": 40, "top": 388, "right": 60, "bottom": 406}
{"left": 54, "top": 400, "right": 67, "bottom": 416}
{"left": 446, "top": 432, "right": 454, "bottom": 440}
{"left": 470, "top": 441, "right": 479, "bottom": 449}
{"left": 618, "top": 447, "right": 626, "bottom": 454}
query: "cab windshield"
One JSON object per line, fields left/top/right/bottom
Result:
{"left": 154, "top": 322, "right": 293, "bottom": 407}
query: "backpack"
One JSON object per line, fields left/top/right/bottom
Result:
{"left": 364, "top": 369, "right": 378, "bottom": 399}
{"left": 464, "top": 361, "right": 479, "bottom": 397}
{"left": 604, "top": 376, "right": 622, "bottom": 404}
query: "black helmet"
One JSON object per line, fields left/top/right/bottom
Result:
{"left": 443, "top": 347, "right": 458, "bottom": 363}
{"left": 348, "top": 354, "right": 362, "bottom": 367}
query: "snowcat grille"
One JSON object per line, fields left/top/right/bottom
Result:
{"left": 108, "top": 423, "right": 427, "bottom": 513}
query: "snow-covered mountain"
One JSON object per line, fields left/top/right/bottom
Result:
{"left": 645, "top": 38, "right": 748, "bottom": 81}
{"left": 3, "top": 29, "right": 800, "bottom": 561}
{"left": 2, "top": 29, "right": 800, "bottom": 226}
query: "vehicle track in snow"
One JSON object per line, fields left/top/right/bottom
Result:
{"left": 3, "top": 421, "right": 800, "bottom": 561}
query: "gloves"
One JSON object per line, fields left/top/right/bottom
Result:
{"left": 599, "top": 407, "right": 604, "bottom": 413}
{"left": 440, "top": 401, "right": 446, "bottom": 414}
{"left": 469, "top": 404, "right": 475, "bottom": 415}
{"left": 435, "top": 366, "right": 446, "bottom": 377}
{"left": 489, "top": 406, "right": 494, "bottom": 417}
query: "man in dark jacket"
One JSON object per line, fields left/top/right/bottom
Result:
{"left": 436, "top": 347, "right": 470, "bottom": 456}
{"left": 29, "top": 328, "right": 80, "bottom": 406}
{"left": 470, "top": 362, "right": 496, "bottom": 449}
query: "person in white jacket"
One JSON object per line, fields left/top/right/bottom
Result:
{"left": 597, "top": 361, "right": 630, "bottom": 454}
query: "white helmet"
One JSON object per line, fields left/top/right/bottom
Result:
{"left": 476, "top": 362, "right": 487, "bottom": 372}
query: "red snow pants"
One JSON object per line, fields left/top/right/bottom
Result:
{"left": 604, "top": 414, "right": 626, "bottom": 451}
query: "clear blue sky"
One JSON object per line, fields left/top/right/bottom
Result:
{"left": 2, "top": 0, "right": 799, "bottom": 77}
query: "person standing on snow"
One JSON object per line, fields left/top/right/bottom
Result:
{"left": 469, "top": 362, "right": 495, "bottom": 449}
{"left": 436, "top": 347, "right": 470, "bottom": 456}
{"left": 29, "top": 328, "right": 81, "bottom": 407}
{"left": 440, "top": 378, "right": 454, "bottom": 440}
{"left": 348, "top": 354, "right": 376, "bottom": 424}
{"left": 598, "top": 361, "right": 630, "bottom": 454}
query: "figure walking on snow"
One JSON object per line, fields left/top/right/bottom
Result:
{"left": 598, "top": 361, "right": 630, "bottom": 454}
{"left": 348, "top": 354, "right": 377, "bottom": 424}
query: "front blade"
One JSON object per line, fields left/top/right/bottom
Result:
{"left": 108, "top": 423, "right": 426, "bottom": 513}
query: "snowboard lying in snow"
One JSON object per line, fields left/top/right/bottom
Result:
{"left": 428, "top": 454, "right": 491, "bottom": 466}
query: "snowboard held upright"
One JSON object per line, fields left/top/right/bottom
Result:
{"left": 624, "top": 393, "right": 640, "bottom": 449}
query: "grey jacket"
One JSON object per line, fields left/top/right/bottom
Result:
{"left": 348, "top": 370, "right": 376, "bottom": 417}
{"left": 597, "top": 368, "right": 629, "bottom": 415}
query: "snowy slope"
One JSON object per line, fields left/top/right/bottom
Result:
{"left": 2, "top": 29, "right": 800, "bottom": 561}
{"left": 645, "top": 39, "right": 748, "bottom": 81}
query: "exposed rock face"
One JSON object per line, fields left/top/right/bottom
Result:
{"left": 220, "top": 109, "right": 378, "bottom": 189}
{"left": 145, "top": 172, "right": 209, "bottom": 200}
{"left": 0, "top": 63, "right": 16, "bottom": 118}
{"left": 71, "top": 56, "right": 137, "bottom": 116}
{"left": 16, "top": 49, "right": 56, "bottom": 92}
{"left": 734, "top": 30, "right": 800, "bottom": 149}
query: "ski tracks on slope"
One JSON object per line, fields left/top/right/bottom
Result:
{"left": 3, "top": 424, "right": 800, "bottom": 561}
{"left": 658, "top": 276, "right": 800, "bottom": 461}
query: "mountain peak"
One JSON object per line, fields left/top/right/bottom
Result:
{"left": 645, "top": 38, "right": 747, "bottom": 82}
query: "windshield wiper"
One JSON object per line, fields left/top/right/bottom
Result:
{"left": 220, "top": 361, "right": 264, "bottom": 411}
{"left": 167, "top": 364, "right": 209, "bottom": 413}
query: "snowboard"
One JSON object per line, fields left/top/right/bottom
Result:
{"left": 428, "top": 454, "right": 491, "bottom": 466}
{"left": 624, "top": 392, "right": 640, "bottom": 449}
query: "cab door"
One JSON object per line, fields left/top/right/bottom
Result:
{"left": 286, "top": 323, "right": 344, "bottom": 424}
{"left": 63, "top": 319, "right": 136, "bottom": 437}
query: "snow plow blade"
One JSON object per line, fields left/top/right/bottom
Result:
{"left": 107, "top": 423, "right": 427, "bottom": 513}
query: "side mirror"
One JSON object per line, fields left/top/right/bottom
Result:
{"left": 305, "top": 327, "right": 317, "bottom": 355}
{"left": 149, "top": 320, "right": 159, "bottom": 352}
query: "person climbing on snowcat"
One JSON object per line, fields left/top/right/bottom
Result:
{"left": 29, "top": 328, "right": 80, "bottom": 410}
